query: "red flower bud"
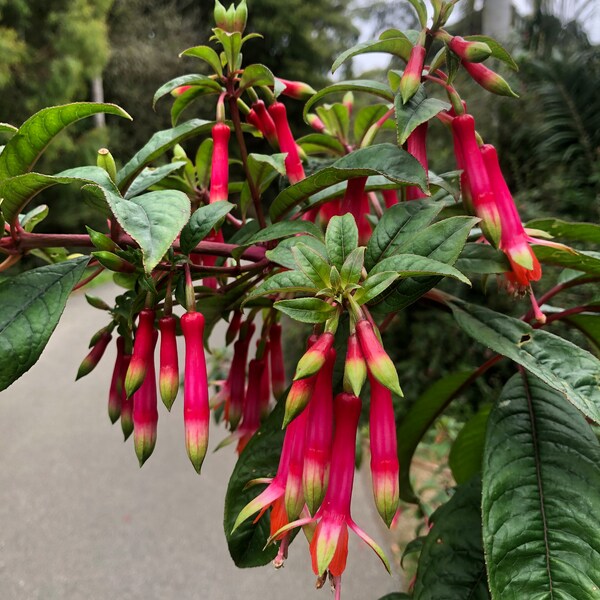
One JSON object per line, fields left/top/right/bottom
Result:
{"left": 253, "top": 100, "right": 279, "bottom": 147}
{"left": 293, "top": 331, "right": 335, "bottom": 381}
{"left": 276, "top": 78, "right": 317, "bottom": 100}
{"left": 382, "top": 189, "right": 399, "bottom": 208}
{"left": 344, "top": 333, "right": 366, "bottom": 396}
{"left": 462, "top": 60, "right": 519, "bottom": 98}
{"left": 124, "top": 309, "right": 156, "bottom": 397}
{"left": 225, "top": 310, "right": 243, "bottom": 346}
{"left": 158, "top": 316, "right": 179, "bottom": 411}
{"left": 259, "top": 342, "right": 271, "bottom": 420}
{"left": 236, "top": 358, "right": 266, "bottom": 454}
{"left": 405, "top": 122, "right": 429, "bottom": 201}
{"left": 108, "top": 336, "right": 125, "bottom": 424}
{"left": 181, "top": 311, "right": 210, "bottom": 473}
{"left": 307, "top": 113, "right": 326, "bottom": 133}
{"left": 449, "top": 36, "right": 492, "bottom": 62}
{"left": 172, "top": 85, "right": 192, "bottom": 96}
{"left": 120, "top": 354, "right": 133, "bottom": 440}
{"left": 268, "top": 101, "right": 305, "bottom": 184}
{"left": 284, "top": 407, "right": 308, "bottom": 521}
{"left": 209, "top": 122, "right": 231, "bottom": 203}
{"left": 400, "top": 45, "right": 426, "bottom": 104}
{"left": 133, "top": 331, "right": 158, "bottom": 466}
{"left": 269, "top": 323, "right": 286, "bottom": 398}
{"left": 76, "top": 330, "right": 112, "bottom": 380}
{"left": 340, "top": 177, "right": 371, "bottom": 245}
{"left": 226, "top": 322, "right": 255, "bottom": 431}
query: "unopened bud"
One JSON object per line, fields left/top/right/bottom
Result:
{"left": 86, "top": 226, "right": 120, "bottom": 253}
{"left": 462, "top": 60, "right": 519, "bottom": 98}
{"left": 76, "top": 331, "right": 112, "bottom": 380}
{"left": 344, "top": 333, "right": 366, "bottom": 396}
{"left": 124, "top": 309, "right": 156, "bottom": 397}
{"left": 97, "top": 148, "right": 117, "bottom": 183}
{"left": 233, "top": 0, "right": 247, "bottom": 33}
{"left": 214, "top": 0, "right": 228, "bottom": 28}
{"left": 400, "top": 45, "right": 426, "bottom": 104}
{"left": 92, "top": 251, "right": 135, "bottom": 273}
{"left": 293, "top": 332, "right": 335, "bottom": 381}
{"left": 158, "top": 316, "right": 179, "bottom": 411}
{"left": 108, "top": 336, "right": 125, "bottom": 424}
{"left": 449, "top": 36, "right": 491, "bottom": 62}
{"left": 277, "top": 78, "right": 317, "bottom": 100}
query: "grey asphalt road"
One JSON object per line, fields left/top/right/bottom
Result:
{"left": 0, "top": 286, "right": 401, "bottom": 600}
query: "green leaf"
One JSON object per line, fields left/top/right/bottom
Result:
{"left": 450, "top": 301, "right": 600, "bottom": 423}
{"left": 0, "top": 122, "right": 17, "bottom": 135}
{"left": 354, "top": 104, "right": 393, "bottom": 145}
{"left": 292, "top": 242, "right": 331, "bottom": 287}
{"left": 117, "top": 119, "right": 214, "bottom": 191}
{"left": 90, "top": 186, "right": 191, "bottom": 274}
{"left": 455, "top": 243, "right": 510, "bottom": 274}
{"left": 526, "top": 218, "right": 600, "bottom": 244}
{"left": 180, "top": 45, "right": 223, "bottom": 76}
{"left": 297, "top": 133, "right": 346, "bottom": 156}
{"left": 370, "top": 253, "right": 471, "bottom": 286}
{"left": 397, "top": 371, "right": 473, "bottom": 502}
{"left": 533, "top": 246, "right": 600, "bottom": 275}
{"left": 152, "top": 74, "right": 223, "bottom": 109}
{"left": 370, "top": 217, "right": 478, "bottom": 313}
{"left": 179, "top": 201, "right": 235, "bottom": 255}
{"left": 395, "top": 86, "right": 450, "bottom": 145}
{"left": 274, "top": 297, "right": 336, "bottom": 323}
{"left": 464, "top": 35, "right": 518, "bottom": 70}
{"left": 245, "top": 270, "right": 318, "bottom": 303}
{"left": 239, "top": 64, "right": 275, "bottom": 89}
{"left": 448, "top": 404, "right": 491, "bottom": 485}
{"left": 19, "top": 204, "right": 49, "bottom": 232}
{"left": 195, "top": 138, "right": 214, "bottom": 189}
{"left": 224, "top": 399, "right": 285, "bottom": 567}
{"left": 0, "top": 257, "right": 90, "bottom": 391}
{"left": 170, "top": 86, "right": 220, "bottom": 126}
{"left": 483, "top": 373, "right": 600, "bottom": 599}
{"left": 565, "top": 313, "right": 600, "bottom": 355}
{"left": 326, "top": 214, "right": 358, "bottom": 271}
{"left": 354, "top": 271, "right": 399, "bottom": 305}
{"left": 340, "top": 247, "right": 365, "bottom": 287}
{"left": 379, "top": 595, "right": 412, "bottom": 600}
{"left": 212, "top": 28, "right": 242, "bottom": 71}
{"left": 265, "top": 235, "right": 328, "bottom": 270}
{"left": 413, "top": 478, "right": 490, "bottom": 600}
{"left": 331, "top": 39, "right": 413, "bottom": 74}
{"left": 124, "top": 162, "right": 187, "bottom": 199}
{"left": 365, "top": 199, "right": 444, "bottom": 270}
{"left": 239, "top": 220, "right": 323, "bottom": 253}
{"left": 303, "top": 80, "right": 394, "bottom": 122}
{"left": 270, "top": 144, "right": 427, "bottom": 222}
{"left": 240, "top": 153, "right": 287, "bottom": 218}
{"left": 0, "top": 103, "right": 131, "bottom": 180}
{"left": 406, "top": 0, "right": 428, "bottom": 27}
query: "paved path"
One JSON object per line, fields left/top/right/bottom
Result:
{"left": 0, "top": 286, "right": 401, "bottom": 600}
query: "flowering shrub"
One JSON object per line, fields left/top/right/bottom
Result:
{"left": 0, "top": 0, "right": 599, "bottom": 598}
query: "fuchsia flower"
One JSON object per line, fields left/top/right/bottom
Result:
{"left": 120, "top": 354, "right": 133, "bottom": 440}
{"left": 269, "top": 323, "right": 286, "bottom": 398}
{"left": 452, "top": 114, "right": 502, "bottom": 247}
{"left": 270, "top": 393, "right": 390, "bottom": 597}
{"left": 369, "top": 374, "right": 400, "bottom": 527}
{"left": 235, "top": 358, "right": 265, "bottom": 454}
{"left": 181, "top": 311, "right": 210, "bottom": 473}
{"left": 303, "top": 349, "right": 335, "bottom": 514}
{"left": 284, "top": 370, "right": 318, "bottom": 427}
{"left": 448, "top": 36, "right": 491, "bottom": 62}
{"left": 381, "top": 189, "right": 399, "bottom": 208}
{"left": 340, "top": 177, "right": 371, "bottom": 245}
{"left": 76, "top": 330, "right": 112, "bottom": 380}
{"left": 268, "top": 101, "right": 305, "bottom": 184}
{"left": 158, "top": 316, "right": 179, "bottom": 411}
{"left": 125, "top": 309, "right": 156, "bottom": 397}
{"left": 343, "top": 332, "right": 366, "bottom": 397}
{"left": 259, "top": 342, "right": 271, "bottom": 420}
{"left": 249, "top": 100, "right": 279, "bottom": 147}
{"left": 225, "top": 310, "right": 243, "bottom": 346}
{"left": 276, "top": 78, "right": 317, "bottom": 100}
{"left": 461, "top": 60, "right": 518, "bottom": 98}
{"left": 400, "top": 45, "right": 426, "bottom": 104}
{"left": 284, "top": 407, "right": 309, "bottom": 522}
{"left": 226, "top": 322, "right": 255, "bottom": 430}
{"left": 405, "top": 122, "right": 429, "bottom": 201}
{"left": 307, "top": 113, "right": 326, "bottom": 133}
{"left": 293, "top": 331, "right": 335, "bottom": 380}
{"left": 133, "top": 331, "right": 158, "bottom": 466}
{"left": 210, "top": 123, "right": 231, "bottom": 203}
{"left": 108, "top": 336, "right": 125, "bottom": 424}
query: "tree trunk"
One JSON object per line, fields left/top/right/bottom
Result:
{"left": 91, "top": 77, "right": 106, "bottom": 128}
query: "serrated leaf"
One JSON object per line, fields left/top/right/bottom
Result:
{"left": 448, "top": 404, "right": 491, "bottom": 484}
{"left": 397, "top": 371, "right": 473, "bottom": 502}
{"left": 395, "top": 86, "right": 450, "bottom": 145}
{"left": 526, "top": 218, "right": 600, "bottom": 244}
{"left": 464, "top": 35, "right": 518, "bottom": 70}
{"left": 152, "top": 74, "right": 223, "bottom": 109}
{"left": 270, "top": 144, "right": 427, "bottom": 222}
{"left": 354, "top": 271, "right": 399, "bottom": 305}
{"left": 0, "top": 103, "right": 131, "bottom": 180}
{"left": 370, "top": 253, "right": 471, "bottom": 285}
{"left": 180, "top": 45, "right": 223, "bottom": 75}
{"left": 326, "top": 214, "right": 358, "bottom": 271}
{"left": 179, "top": 201, "right": 235, "bottom": 255}
{"left": 331, "top": 39, "right": 413, "bottom": 74}
{"left": 455, "top": 243, "right": 510, "bottom": 274}
{"left": 450, "top": 301, "right": 600, "bottom": 423}
{"left": 533, "top": 246, "right": 600, "bottom": 275}
{"left": 0, "top": 257, "right": 90, "bottom": 391}
{"left": 483, "top": 373, "right": 600, "bottom": 599}
{"left": 413, "top": 478, "right": 489, "bottom": 600}
{"left": 265, "top": 235, "right": 328, "bottom": 270}
{"left": 303, "top": 80, "right": 394, "bottom": 122}
{"left": 124, "top": 161, "right": 187, "bottom": 199}
{"left": 340, "top": 246, "right": 365, "bottom": 287}
{"left": 365, "top": 199, "right": 444, "bottom": 269}
{"left": 117, "top": 119, "right": 214, "bottom": 191}
{"left": 274, "top": 297, "right": 336, "bottom": 323}
{"left": 240, "top": 64, "right": 275, "bottom": 89}
{"left": 245, "top": 270, "right": 318, "bottom": 302}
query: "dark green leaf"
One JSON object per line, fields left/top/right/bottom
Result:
{"left": 240, "top": 220, "right": 324, "bottom": 249}
{"left": 179, "top": 201, "right": 235, "bottom": 255}
{"left": 378, "top": 595, "right": 412, "bottom": 600}
{"left": 297, "top": 134, "right": 346, "bottom": 156}
{"left": 0, "top": 257, "right": 90, "bottom": 391}
{"left": 152, "top": 74, "right": 223, "bottom": 109}
{"left": 413, "top": 478, "right": 490, "bottom": 600}
{"left": 274, "top": 297, "right": 336, "bottom": 323}
{"left": 240, "top": 153, "right": 287, "bottom": 217}
{"left": 326, "top": 214, "right": 358, "bottom": 271}
{"left": 565, "top": 313, "right": 600, "bottom": 355}
{"left": 455, "top": 243, "right": 510, "bottom": 274}
{"left": 397, "top": 371, "right": 473, "bottom": 502}
{"left": 340, "top": 247, "right": 365, "bottom": 287}
{"left": 0, "top": 103, "right": 131, "bottom": 180}
{"left": 292, "top": 242, "right": 331, "bottom": 287}
{"left": 464, "top": 35, "right": 518, "bottom": 70}
{"left": 448, "top": 404, "right": 491, "bottom": 484}
{"left": 354, "top": 104, "right": 393, "bottom": 145}
{"left": 180, "top": 45, "right": 223, "bottom": 75}
{"left": 171, "top": 86, "right": 220, "bottom": 126}
{"left": 265, "top": 235, "right": 328, "bottom": 270}
{"left": 371, "top": 253, "right": 471, "bottom": 286}
{"left": 395, "top": 86, "right": 450, "bottom": 145}
{"left": 195, "top": 138, "right": 213, "bottom": 189}
{"left": 245, "top": 270, "right": 318, "bottom": 302}
{"left": 240, "top": 64, "right": 275, "bottom": 89}
{"left": 354, "top": 271, "right": 399, "bottom": 305}
{"left": 483, "top": 373, "right": 600, "bottom": 599}
{"left": 526, "top": 218, "right": 600, "bottom": 244}
{"left": 270, "top": 144, "right": 427, "bottom": 221}
{"left": 533, "top": 246, "right": 600, "bottom": 275}
{"left": 19, "top": 204, "right": 49, "bottom": 232}
{"left": 331, "top": 39, "right": 413, "bottom": 74}
{"left": 450, "top": 301, "right": 600, "bottom": 423}
{"left": 125, "top": 162, "right": 187, "bottom": 199}
{"left": 212, "top": 28, "right": 242, "bottom": 71}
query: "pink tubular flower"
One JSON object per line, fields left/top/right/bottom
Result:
{"left": 284, "top": 408, "right": 309, "bottom": 521}
{"left": 381, "top": 189, "right": 399, "bottom": 208}
{"left": 277, "top": 78, "right": 317, "bottom": 100}
{"left": 340, "top": 177, "right": 371, "bottom": 245}
{"left": 449, "top": 36, "right": 491, "bottom": 62}
{"left": 303, "top": 349, "right": 335, "bottom": 514}
{"left": 158, "top": 316, "right": 179, "bottom": 411}
{"left": 259, "top": 342, "right": 271, "bottom": 420}
{"left": 226, "top": 322, "right": 255, "bottom": 431}
{"left": 452, "top": 114, "right": 502, "bottom": 247}
{"left": 400, "top": 45, "right": 426, "bottom": 104}
{"left": 462, "top": 60, "right": 518, "bottom": 98}
{"left": 293, "top": 331, "right": 335, "bottom": 380}
{"left": 181, "top": 311, "right": 210, "bottom": 473}
{"left": 270, "top": 393, "right": 390, "bottom": 595}
{"left": 133, "top": 331, "right": 158, "bottom": 466}
{"left": 225, "top": 310, "right": 243, "bottom": 346}
{"left": 343, "top": 332, "right": 366, "bottom": 397}
{"left": 268, "top": 101, "right": 306, "bottom": 184}
{"left": 307, "top": 113, "right": 326, "bottom": 133}
{"left": 124, "top": 309, "right": 156, "bottom": 397}
{"left": 76, "top": 330, "right": 112, "bottom": 380}
{"left": 252, "top": 100, "right": 279, "bottom": 147}
{"left": 120, "top": 354, "right": 133, "bottom": 440}
{"left": 405, "top": 122, "right": 429, "bottom": 200}
{"left": 209, "top": 122, "right": 231, "bottom": 203}
{"left": 356, "top": 319, "right": 402, "bottom": 397}
{"left": 369, "top": 374, "right": 400, "bottom": 527}
{"left": 269, "top": 323, "right": 286, "bottom": 399}
{"left": 108, "top": 336, "right": 125, "bottom": 424}
{"left": 236, "top": 358, "right": 266, "bottom": 454}
{"left": 284, "top": 371, "right": 317, "bottom": 427}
